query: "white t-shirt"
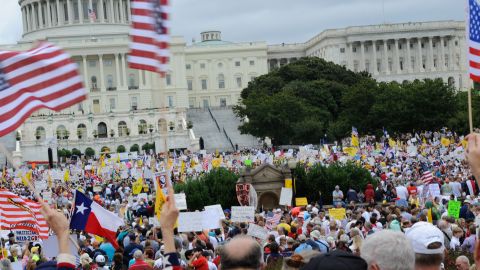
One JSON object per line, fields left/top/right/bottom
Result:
{"left": 395, "top": 186, "right": 409, "bottom": 200}
{"left": 449, "top": 182, "right": 462, "bottom": 197}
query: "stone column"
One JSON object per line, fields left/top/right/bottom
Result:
{"left": 26, "top": 5, "right": 31, "bottom": 32}
{"left": 360, "top": 42, "right": 366, "bottom": 71}
{"left": 22, "top": 7, "right": 27, "bottom": 33}
{"left": 67, "top": 0, "right": 73, "bottom": 24}
{"left": 32, "top": 3, "right": 37, "bottom": 30}
{"left": 99, "top": 55, "right": 105, "bottom": 91}
{"left": 56, "top": 0, "right": 62, "bottom": 25}
{"left": 406, "top": 38, "right": 412, "bottom": 73}
{"left": 119, "top": 0, "right": 124, "bottom": 23}
{"left": 46, "top": 0, "right": 52, "bottom": 27}
{"left": 440, "top": 36, "right": 446, "bottom": 71}
{"left": 383, "top": 40, "right": 389, "bottom": 74}
{"left": 109, "top": 0, "right": 114, "bottom": 23}
{"left": 78, "top": 0, "right": 83, "bottom": 23}
{"left": 121, "top": 53, "right": 128, "bottom": 87}
{"left": 394, "top": 39, "right": 400, "bottom": 74}
{"left": 126, "top": 0, "right": 131, "bottom": 22}
{"left": 82, "top": 56, "right": 89, "bottom": 89}
{"left": 346, "top": 43, "right": 352, "bottom": 70}
{"left": 99, "top": 0, "right": 104, "bottom": 22}
{"left": 372, "top": 40, "right": 378, "bottom": 74}
{"left": 417, "top": 38, "right": 423, "bottom": 72}
{"left": 428, "top": 37, "right": 435, "bottom": 71}
{"left": 115, "top": 53, "right": 121, "bottom": 88}
{"left": 448, "top": 36, "right": 455, "bottom": 71}
{"left": 138, "top": 69, "right": 142, "bottom": 88}
{"left": 38, "top": 1, "right": 43, "bottom": 29}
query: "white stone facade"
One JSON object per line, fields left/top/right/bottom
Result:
{"left": 268, "top": 21, "right": 469, "bottom": 90}
{"left": 2, "top": 0, "right": 471, "bottom": 161}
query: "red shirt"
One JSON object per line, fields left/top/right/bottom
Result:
{"left": 407, "top": 186, "right": 417, "bottom": 196}
{"left": 129, "top": 259, "right": 153, "bottom": 270}
{"left": 191, "top": 256, "right": 209, "bottom": 270}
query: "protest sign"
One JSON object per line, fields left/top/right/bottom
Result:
{"left": 284, "top": 179, "right": 292, "bottom": 188}
{"left": 279, "top": 188, "right": 292, "bottom": 206}
{"left": 328, "top": 208, "right": 346, "bottom": 221}
{"left": 247, "top": 224, "right": 268, "bottom": 240}
{"left": 295, "top": 197, "right": 308, "bottom": 206}
{"left": 202, "top": 208, "right": 222, "bottom": 230}
{"left": 174, "top": 193, "right": 188, "bottom": 210}
{"left": 178, "top": 212, "right": 203, "bottom": 232}
{"left": 204, "top": 204, "right": 226, "bottom": 220}
{"left": 14, "top": 230, "right": 39, "bottom": 243}
{"left": 447, "top": 200, "right": 461, "bottom": 218}
{"left": 231, "top": 206, "right": 255, "bottom": 223}
{"left": 93, "top": 185, "right": 102, "bottom": 192}
{"left": 43, "top": 234, "right": 79, "bottom": 259}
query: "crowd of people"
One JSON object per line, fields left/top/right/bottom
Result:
{"left": 0, "top": 131, "right": 480, "bottom": 270}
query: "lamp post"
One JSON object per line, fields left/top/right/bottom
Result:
{"left": 287, "top": 160, "right": 297, "bottom": 207}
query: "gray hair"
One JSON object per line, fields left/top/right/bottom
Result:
{"left": 456, "top": 255, "right": 470, "bottom": 266}
{"left": 361, "top": 230, "right": 415, "bottom": 270}
{"left": 0, "top": 259, "right": 11, "bottom": 270}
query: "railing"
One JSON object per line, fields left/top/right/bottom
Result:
{"left": 207, "top": 107, "right": 221, "bottom": 132}
{"left": 223, "top": 127, "right": 235, "bottom": 151}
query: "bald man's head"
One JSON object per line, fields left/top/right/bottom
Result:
{"left": 220, "top": 236, "right": 262, "bottom": 270}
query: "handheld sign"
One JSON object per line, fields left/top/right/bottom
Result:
{"left": 447, "top": 200, "right": 461, "bottom": 219}
{"left": 231, "top": 206, "right": 255, "bottom": 223}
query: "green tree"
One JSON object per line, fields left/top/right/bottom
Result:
{"left": 71, "top": 148, "right": 81, "bottom": 156}
{"left": 174, "top": 168, "right": 239, "bottom": 210}
{"left": 85, "top": 147, "right": 95, "bottom": 158}
{"left": 117, "top": 145, "right": 126, "bottom": 153}
{"left": 63, "top": 149, "right": 72, "bottom": 158}
{"left": 130, "top": 144, "right": 140, "bottom": 152}
{"left": 142, "top": 143, "right": 151, "bottom": 152}
{"left": 57, "top": 149, "right": 66, "bottom": 158}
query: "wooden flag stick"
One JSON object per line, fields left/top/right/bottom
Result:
{"left": 468, "top": 88, "right": 474, "bottom": 134}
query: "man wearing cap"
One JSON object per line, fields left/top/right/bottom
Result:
{"left": 405, "top": 221, "right": 445, "bottom": 270}
{"left": 309, "top": 230, "right": 329, "bottom": 253}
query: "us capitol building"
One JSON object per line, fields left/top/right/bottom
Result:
{"left": 1, "top": 0, "right": 468, "bottom": 162}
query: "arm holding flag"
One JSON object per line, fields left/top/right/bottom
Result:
{"left": 159, "top": 175, "right": 181, "bottom": 270}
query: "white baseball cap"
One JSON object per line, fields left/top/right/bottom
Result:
{"left": 405, "top": 222, "right": 444, "bottom": 255}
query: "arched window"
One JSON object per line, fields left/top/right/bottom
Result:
{"left": 138, "top": 119, "right": 147, "bottom": 134}
{"left": 56, "top": 125, "right": 68, "bottom": 140}
{"left": 97, "top": 122, "right": 107, "bottom": 138}
{"left": 91, "top": 76, "right": 97, "bottom": 90}
{"left": 77, "top": 124, "right": 87, "bottom": 139}
{"left": 218, "top": 74, "right": 225, "bottom": 89}
{"left": 448, "top": 76, "right": 455, "bottom": 87}
{"left": 118, "top": 121, "right": 128, "bottom": 137}
{"left": 35, "top": 126, "right": 46, "bottom": 140}
{"left": 158, "top": 119, "right": 167, "bottom": 133}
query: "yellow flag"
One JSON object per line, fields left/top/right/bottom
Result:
{"left": 132, "top": 177, "right": 143, "bottom": 195}
{"left": 351, "top": 135, "right": 359, "bottom": 147}
{"left": 181, "top": 161, "right": 186, "bottom": 173}
{"left": 462, "top": 139, "right": 468, "bottom": 149}
{"left": 388, "top": 138, "right": 396, "bottom": 147}
{"left": 155, "top": 181, "right": 166, "bottom": 220}
{"left": 139, "top": 217, "right": 143, "bottom": 227}
{"left": 343, "top": 147, "right": 358, "bottom": 157}
{"left": 212, "top": 158, "right": 221, "bottom": 168}
{"left": 64, "top": 169, "right": 70, "bottom": 182}
{"left": 21, "top": 176, "right": 29, "bottom": 187}
{"left": 422, "top": 137, "right": 427, "bottom": 144}
{"left": 427, "top": 209, "right": 433, "bottom": 223}
{"left": 441, "top": 137, "right": 450, "bottom": 147}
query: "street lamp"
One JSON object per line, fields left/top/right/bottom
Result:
{"left": 287, "top": 160, "right": 297, "bottom": 207}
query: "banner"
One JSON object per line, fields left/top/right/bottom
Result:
{"left": 328, "top": 208, "right": 346, "bottom": 221}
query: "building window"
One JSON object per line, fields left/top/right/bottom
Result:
{"left": 138, "top": 120, "right": 147, "bottom": 134}
{"left": 93, "top": 99, "right": 100, "bottom": 113}
{"left": 377, "top": 61, "right": 381, "bottom": 72}
{"left": 455, "top": 40, "right": 458, "bottom": 46}
{"left": 236, "top": 77, "right": 242, "bottom": 88}
{"left": 410, "top": 43, "right": 414, "bottom": 49}
{"left": 235, "top": 61, "right": 241, "bottom": 67}
{"left": 105, "top": 60, "right": 113, "bottom": 66}
{"left": 118, "top": 121, "right": 128, "bottom": 137}
{"left": 376, "top": 45, "right": 380, "bottom": 51}
{"left": 189, "top": 98, "right": 195, "bottom": 108}
{"left": 88, "top": 60, "right": 96, "bottom": 67}
{"left": 365, "top": 62, "right": 370, "bottom": 72}
{"left": 400, "top": 58, "right": 404, "bottom": 70}
{"left": 387, "top": 45, "right": 391, "bottom": 50}
{"left": 340, "top": 48, "right": 345, "bottom": 53}
{"left": 200, "top": 63, "right": 206, "bottom": 69}
{"left": 421, "top": 43, "right": 425, "bottom": 48}
{"left": 97, "top": 122, "right": 107, "bottom": 138}
{"left": 203, "top": 99, "right": 209, "bottom": 108}
{"left": 186, "top": 64, "right": 191, "bottom": 70}
{"left": 433, "top": 57, "right": 437, "bottom": 67}
{"left": 399, "top": 44, "right": 402, "bottom": 50}
{"left": 90, "top": 76, "right": 98, "bottom": 90}
{"left": 411, "top": 57, "right": 415, "bottom": 70}
{"left": 166, "top": 74, "right": 171, "bottom": 86}
{"left": 131, "top": 96, "right": 138, "bottom": 111}
{"left": 218, "top": 74, "right": 225, "bottom": 89}
{"left": 78, "top": 102, "right": 84, "bottom": 112}
{"left": 109, "top": 98, "right": 116, "bottom": 110}
{"left": 128, "top": 74, "right": 137, "bottom": 89}
{"left": 201, "top": 79, "right": 207, "bottom": 90}
{"left": 187, "top": 80, "right": 193, "bottom": 90}
{"left": 445, "top": 55, "right": 449, "bottom": 67}
{"left": 220, "top": 98, "right": 227, "bottom": 107}
{"left": 167, "top": 96, "right": 174, "bottom": 108}
{"left": 249, "top": 60, "right": 255, "bottom": 66}
{"left": 106, "top": 75, "right": 115, "bottom": 91}
{"left": 218, "top": 62, "right": 223, "bottom": 68}
{"left": 388, "top": 60, "right": 392, "bottom": 72}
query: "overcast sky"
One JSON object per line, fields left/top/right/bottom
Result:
{"left": 0, "top": 0, "right": 465, "bottom": 45}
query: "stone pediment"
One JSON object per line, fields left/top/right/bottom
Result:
{"left": 251, "top": 165, "right": 284, "bottom": 183}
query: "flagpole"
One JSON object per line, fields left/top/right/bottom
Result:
{"left": 468, "top": 88, "right": 474, "bottom": 133}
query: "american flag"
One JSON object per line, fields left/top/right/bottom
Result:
{"left": 0, "top": 190, "right": 49, "bottom": 239}
{"left": 88, "top": 8, "right": 97, "bottom": 21}
{"left": 0, "top": 43, "right": 86, "bottom": 137}
{"left": 265, "top": 213, "right": 282, "bottom": 230}
{"left": 469, "top": 0, "right": 480, "bottom": 81}
{"left": 128, "top": 0, "right": 170, "bottom": 75}
{"left": 421, "top": 171, "right": 434, "bottom": 185}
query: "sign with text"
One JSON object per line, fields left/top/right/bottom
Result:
{"left": 247, "top": 224, "right": 268, "bottom": 240}
{"left": 447, "top": 200, "right": 461, "bottom": 219}
{"left": 328, "top": 208, "right": 346, "bottom": 221}
{"left": 279, "top": 188, "right": 292, "bottom": 206}
{"left": 231, "top": 206, "right": 255, "bottom": 223}
{"left": 174, "top": 193, "right": 187, "bottom": 210}
{"left": 295, "top": 197, "right": 308, "bottom": 206}
{"left": 204, "top": 204, "right": 226, "bottom": 220}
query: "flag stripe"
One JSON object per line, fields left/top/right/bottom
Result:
{"left": 469, "top": 0, "right": 480, "bottom": 82}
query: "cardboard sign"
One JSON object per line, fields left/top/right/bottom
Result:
{"left": 328, "top": 208, "right": 346, "bottom": 221}
{"left": 447, "top": 200, "right": 461, "bottom": 219}
{"left": 204, "top": 204, "right": 226, "bottom": 220}
{"left": 247, "top": 224, "right": 268, "bottom": 240}
{"left": 174, "top": 193, "right": 187, "bottom": 210}
{"left": 295, "top": 197, "right": 308, "bottom": 206}
{"left": 177, "top": 211, "right": 222, "bottom": 232}
{"left": 42, "top": 234, "right": 80, "bottom": 259}
{"left": 279, "top": 188, "right": 292, "bottom": 206}
{"left": 231, "top": 206, "right": 255, "bottom": 223}
{"left": 14, "top": 230, "right": 39, "bottom": 243}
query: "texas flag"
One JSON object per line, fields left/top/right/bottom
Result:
{"left": 70, "top": 190, "right": 124, "bottom": 249}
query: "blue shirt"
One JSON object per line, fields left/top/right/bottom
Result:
{"left": 294, "top": 243, "right": 312, "bottom": 254}
{"left": 100, "top": 242, "right": 116, "bottom": 263}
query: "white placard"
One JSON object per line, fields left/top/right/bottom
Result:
{"left": 202, "top": 208, "right": 222, "bottom": 230}
{"left": 279, "top": 188, "right": 292, "bottom": 206}
{"left": 174, "top": 193, "right": 187, "bottom": 210}
{"left": 231, "top": 206, "right": 255, "bottom": 223}
{"left": 247, "top": 224, "right": 268, "bottom": 240}
{"left": 11, "top": 262, "right": 22, "bottom": 270}
{"left": 428, "top": 184, "right": 441, "bottom": 197}
{"left": 178, "top": 212, "right": 204, "bottom": 232}
{"left": 42, "top": 235, "right": 79, "bottom": 259}
{"left": 204, "top": 204, "right": 226, "bottom": 219}
{"left": 93, "top": 186, "right": 103, "bottom": 192}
